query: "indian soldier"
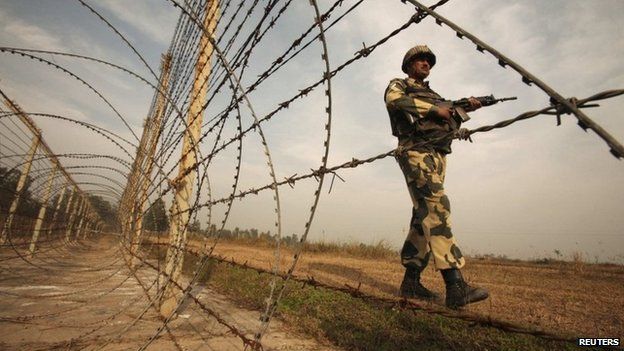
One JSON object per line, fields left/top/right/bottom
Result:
{"left": 384, "top": 45, "right": 489, "bottom": 309}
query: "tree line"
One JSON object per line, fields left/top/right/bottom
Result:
{"left": 140, "top": 197, "right": 301, "bottom": 245}
{"left": 0, "top": 166, "right": 119, "bottom": 232}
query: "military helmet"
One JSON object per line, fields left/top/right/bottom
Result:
{"left": 401, "top": 45, "right": 436, "bottom": 73}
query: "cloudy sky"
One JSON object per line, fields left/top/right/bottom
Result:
{"left": 0, "top": 0, "right": 622, "bottom": 263}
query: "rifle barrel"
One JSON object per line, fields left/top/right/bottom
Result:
{"left": 499, "top": 96, "right": 517, "bottom": 101}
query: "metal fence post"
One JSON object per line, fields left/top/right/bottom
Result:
{"left": 29, "top": 167, "right": 57, "bottom": 256}
{"left": 131, "top": 54, "right": 172, "bottom": 264}
{"left": 75, "top": 202, "right": 86, "bottom": 240}
{"left": 160, "top": 0, "right": 219, "bottom": 318}
{"left": 1, "top": 134, "right": 40, "bottom": 244}
{"left": 65, "top": 193, "right": 80, "bottom": 242}
{"left": 47, "top": 186, "right": 67, "bottom": 237}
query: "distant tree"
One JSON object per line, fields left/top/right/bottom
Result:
{"left": 0, "top": 166, "right": 37, "bottom": 217}
{"left": 88, "top": 195, "right": 118, "bottom": 228}
{"left": 189, "top": 219, "right": 201, "bottom": 234}
{"left": 218, "top": 228, "right": 232, "bottom": 238}
{"left": 0, "top": 167, "right": 20, "bottom": 212}
{"left": 259, "top": 230, "right": 272, "bottom": 242}
{"left": 143, "top": 198, "right": 169, "bottom": 232}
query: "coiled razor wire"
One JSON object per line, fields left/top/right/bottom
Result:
{"left": 0, "top": 0, "right": 622, "bottom": 350}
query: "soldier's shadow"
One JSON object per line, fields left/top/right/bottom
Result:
{"left": 308, "top": 262, "right": 397, "bottom": 295}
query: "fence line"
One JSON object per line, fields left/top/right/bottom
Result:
{"left": 0, "top": 1, "right": 621, "bottom": 350}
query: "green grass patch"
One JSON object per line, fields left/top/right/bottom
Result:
{"left": 162, "top": 250, "right": 593, "bottom": 351}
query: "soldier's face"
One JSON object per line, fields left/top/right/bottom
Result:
{"left": 410, "top": 58, "right": 430, "bottom": 80}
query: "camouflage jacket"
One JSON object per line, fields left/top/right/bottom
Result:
{"left": 384, "top": 77, "right": 459, "bottom": 154}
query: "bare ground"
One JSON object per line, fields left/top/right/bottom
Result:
{"left": 0, "top": 236, "right": 341, "bottom": 351}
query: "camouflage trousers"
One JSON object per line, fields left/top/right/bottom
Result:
{"left": 396, "top": 149, "right": 465, "bottom": 272}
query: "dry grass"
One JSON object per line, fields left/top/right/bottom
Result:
{"left": 571, "top": 251, "right": 585, "bottom": 274}
{"left": 188, "top": 233, "right": 398, "bottom": 260}
{"left": 190, "top": 237, "right": 624, "bottom": 342}
{"left": 156, "top": 242, "right": 584, "bottom": 350}
{"left": 300, "top": 239, "right": 397, "bottom": 260}
{"left": 148, "top": 234, "right": 624, "bottom": 343}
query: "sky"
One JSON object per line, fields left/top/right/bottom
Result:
{"left": 0, "top": 0, "right": 622, "bottom": 263}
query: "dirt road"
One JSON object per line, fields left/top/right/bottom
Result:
{"left": 0, "top": 236, "right": 340, "bottom": 350}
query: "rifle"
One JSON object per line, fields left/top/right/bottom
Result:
{"left": 439, "top": 95, "right": 517, "bottom": 123}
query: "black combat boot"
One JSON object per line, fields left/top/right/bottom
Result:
{"left": 441, "top": 268, "right": 489, "bottom": 309}
{"left": 399, "top": 267, "right": 439, "bottom": 300}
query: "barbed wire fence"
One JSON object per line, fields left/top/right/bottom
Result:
{"left": 0, "top": 0, "right": 622, "bottom": 350}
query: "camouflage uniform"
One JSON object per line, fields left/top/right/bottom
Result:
{"left": 385, "top": 77, "right": 465, "bottom": 272}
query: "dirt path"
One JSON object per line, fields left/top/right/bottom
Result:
{"left": 0, "top": 236, "right": 340, "bottom": 351}
{"left": 200, "top": 239, "right": 624, "bottom": 341}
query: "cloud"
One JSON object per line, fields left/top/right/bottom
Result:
{"left": 0, "top": 9, "right": 67, "bottom": 51}
{"left": 93, "top": 1, "right": 177, "bottom": 45}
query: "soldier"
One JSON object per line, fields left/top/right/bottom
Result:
{"left": 384, "top": 45, "right": 489, "bottom": 309}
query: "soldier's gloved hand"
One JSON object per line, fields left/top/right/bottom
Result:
{"left": 464, "top": 96, "right": 482, "bottom": 112}
{"left": 456, "top": 128, "right": 473, "bottom": 142}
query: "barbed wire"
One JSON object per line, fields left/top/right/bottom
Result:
{"left": 1, "top": 0, "right": 622, "bottom": 350}
{"left": 171, "top": 88, "right": 624, "bottom": 211}
{"left": 404, "top": 0, "right": 623, "bottom": 159}
{"left": 145, "top": 240, "right": 579, "bottom": 343}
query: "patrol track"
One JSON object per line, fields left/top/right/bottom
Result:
{"left": 1, "top": 0, "right": 623, "bottom": 350}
